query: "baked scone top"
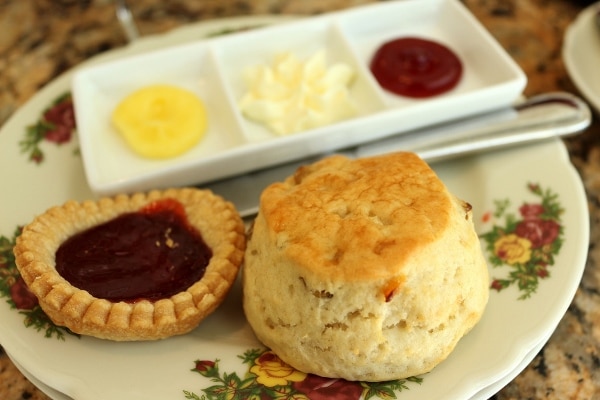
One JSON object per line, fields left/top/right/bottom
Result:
{"left": 259, "top": 152, "right": 455, "bottom": 281}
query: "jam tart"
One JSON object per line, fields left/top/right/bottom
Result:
{"left": 13, "top": 188, "right": 246, "bottom": 341}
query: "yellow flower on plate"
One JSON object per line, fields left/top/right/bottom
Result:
{"left": 494, "top": 233, "right": 532, "bottom": 265}
{"left": 249, "top": 351, "right": 306, "bottom": 387}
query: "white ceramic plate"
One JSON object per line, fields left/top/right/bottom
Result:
{"left": 0, "top": 325, "right": 553, "bottom": 400}
{"left": 3, "top": 264, "right": 557, "bottom": 400}
{"left": 563, "top": 1, "right": 600, "bottom": 114}
{"left": 72, "top": 0, "right": 526, "bottom": 197}
{"left": 0, "top": 15, "right": 586, "bottom": 400}
{"left": 468, "top": 330, "right": 551, "bottom": 400}
{"left": 5, "top": 352, "right": 72, "bottom": 400}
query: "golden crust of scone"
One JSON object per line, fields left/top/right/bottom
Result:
{"left": 14, "top": 188, "right": 246, "bottom": 341}
{"left": 259, "top": 152, "right": 453, "bottom": 282}
{"left": 243, "top": 152, "right": 489, "bottom": 381}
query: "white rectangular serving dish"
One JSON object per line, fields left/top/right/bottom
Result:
{"left": 72, "top": 0, "right": 526, "bottom": 196}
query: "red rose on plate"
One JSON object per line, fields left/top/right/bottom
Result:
{"left": 293, "top": 375, "right": 363, "bottom": 400}
{"left": 519, "top": 203, "right": 545, "bottom": 220}
{"left": 515, "top": 218, "right": 560, "bottom": 248}
{"left": 193, "top": 360, "right": 216, "bottom": 373}
{"left": 10, "top": 277, "right": 38, "bottom": 310}
{"left": 43, "top": 99, "right": 75, "bottom": 144}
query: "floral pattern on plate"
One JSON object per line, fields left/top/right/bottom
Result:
{"left": 19, "top": 92, "right": 76, "bottom": 163}
{"left": 185, "top": 349, "right": 423, "bottom": 400}
{"left": 0, "top": 227, "right": 77, "bottom": 340}
{"left": 481, "top": 183, "right": 564, "bottom": 299}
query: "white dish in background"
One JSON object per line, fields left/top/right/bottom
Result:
{"left": 563, "top": 1, "right": 600, "bottom": 114}
{"left": 72, "top": 0, "right": 526, "bottom": 196}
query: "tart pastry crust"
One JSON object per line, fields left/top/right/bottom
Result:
{"left": 14, "top": 188, "right": 246, "bottom": 341}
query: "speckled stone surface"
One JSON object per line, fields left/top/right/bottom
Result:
{"left": 1, "top": 0, "right": 600, "bottom": 399}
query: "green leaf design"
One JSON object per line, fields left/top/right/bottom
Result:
{"left": 19, "top": 92, "right": 75, "bottom": 164}
{"left": 185, "top": 350, "right": 422, "bottom": 400}
{"left": 0, "top": 227, "right": 78, "bottom": 339}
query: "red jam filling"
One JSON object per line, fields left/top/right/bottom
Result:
{"left": 370, "top": 37, "right": 463, "bottom": 98}
{"left": 55, "top": 198, "right": 212, "bottom": 302}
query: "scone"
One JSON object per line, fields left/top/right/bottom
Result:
{"left": 243, "top": 152, "right": 489, "bottom": 381}
{"left": 14, "top": 188, "right": 245, "bottom": 341}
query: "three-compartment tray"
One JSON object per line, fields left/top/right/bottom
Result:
{"left": 72, "top": 0, "right": 526, "bottom": 196}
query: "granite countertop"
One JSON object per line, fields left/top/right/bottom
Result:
{"left": 1, "top": 0, "right": 599, "bottom": 399}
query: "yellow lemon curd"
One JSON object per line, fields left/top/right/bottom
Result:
{"left": 112, "top": 84, "right": 207, "bottom": 159}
